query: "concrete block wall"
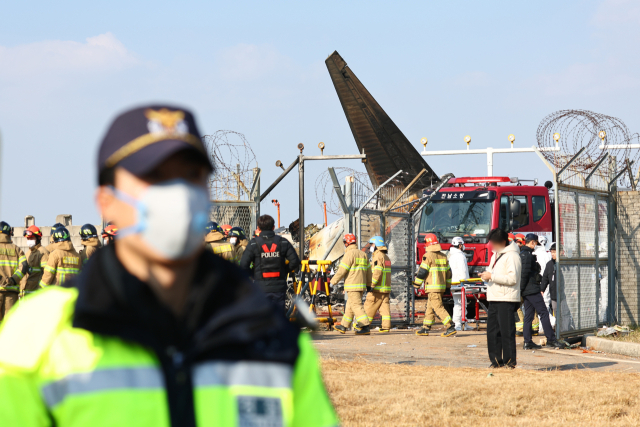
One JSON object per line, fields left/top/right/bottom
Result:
{"left": 9, "top": 215, "right": 100, "bottom": 254}
{"left": 615, "top": 191, "right": 640, "bottom": 325}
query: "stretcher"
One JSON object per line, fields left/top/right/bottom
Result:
{"left": 450, "top": 278, "right": 488, "bottom": 331}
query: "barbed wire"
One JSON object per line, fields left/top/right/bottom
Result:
{"left": 203, "top": 131, "right": 258, "bottom": 201}
{"left": 314, "top": 167, "right": 373, "bottom": 215}
{"left": 537, "top": 110, "right": 640, "bottom": 188}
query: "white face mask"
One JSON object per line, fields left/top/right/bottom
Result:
{"left": 229, "top": 237, "right": 238, "bottom": 245}
{"left": 103, "top": 238, "right": 110, "bottom": 246}
{"left": 369, "top": 246, "right": 375, "bottom": 253}
{"left": 27, "top": 239, "right": 37, "bottom": 248}
{"left": 111, "top": 179, "right": 210, "bottom": 260}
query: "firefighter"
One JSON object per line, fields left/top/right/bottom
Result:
{"left": 45, "top": 222, "right": 64, "bottom": 252}
{"left": 228, "top": 226, "right": 247, "bottom": 263}
{"left": 514, "top": 233, "right": 526, "bottom": 247}
{"left": 332, "top": 233, "right": 371, "bottom": 335}
{"left": 0, "top": 221, "right": 27, "bottom": 320}
{"left": 79, "top": 224, "right": 102, "bottom": 265}
{"left": 39, "top": 226, "right": 82, "bottom": 287}
{"left": 414, "top": 233, "right": 456, "bottom": 337}
{"left": 102, "top": 224, "right": 118, "bottom": 246}
{"left": 21, "top": 226, "right": 49, "bottom": 297}
{"left": 240, "top": 215, "right": 300, "bottom": 310}
{"left": 204, "top": 221, "right": 236, "bottom": 261}
{"left": 0, "top": 104, "right": 337, "bottom": 426}
{"left": 364, "top": 236, "right": 392, "bottom": 333}
{"left": 221, "top": 224, "right": 232, "bottom": 237}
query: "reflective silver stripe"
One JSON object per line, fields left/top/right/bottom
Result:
{"left": 41, "top": 367, "right": 163, "bottom": 408}
{"left": 193, "top": 361, "right": 292, "bottom": 389}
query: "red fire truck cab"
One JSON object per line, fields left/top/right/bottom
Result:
{"left": 416, "top": 176, "right": 553, "bottom": 295}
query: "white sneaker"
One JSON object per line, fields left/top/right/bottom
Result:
{"left": 464, "top": 325, "right": 474, "bottom": 331}
{"left": 455, "top": 326, "right": 462, "bottom": 331}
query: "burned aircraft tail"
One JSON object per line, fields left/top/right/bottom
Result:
{"left": 325, "top": 51, "right": 440, "bottom": 190}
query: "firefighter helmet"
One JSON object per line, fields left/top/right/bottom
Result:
{"left": 229, "top": 227, "right": 246, "bottom": 240}
{"left": 343, "top": 233, "right": 357, "bottom": 246}
{"left": 80, "top": 224, "right": 98, "bottom": 240}
{"left": 451, "top": 236, "right": 465, "bottom": 247}
{"left": 52, "top": 226, "right": 71, "bottom": 243}
{"left": 221, "top": 224, "right": 232, "bottom": 236}
{"left": 423, "top": 233, "right": 439, "bottom": 246}
{"left": 515, "top": 233, "right": 526, "bottom": 243}
{"left": 102, "top": 224, "right": 118, "bottom": 237}
{"left": 508, "top": 233, "right": 515, "bottom": 242}
{"left": 539, "top": 235, "right": 548, "bottom": 246}
{"left": 0, "top": 221, "right": 11, "bottom": 236}
{"left": 205, "top": 221, "right": 219, "bottom": 234}
{"left": 369, "top": 236, "right": 385, "bottom": 248}
{"left": 23, "top": 225, "right": 43, "bottom": 239}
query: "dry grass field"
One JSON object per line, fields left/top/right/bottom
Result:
{"left": 322, "top": 358, "right": 640, "bottom": 427}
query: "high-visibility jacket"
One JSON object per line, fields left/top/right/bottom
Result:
{"left": 414, "top": 244, "right": 452, "bottom": 292}
{"left": 0, "top": 246, "right": 338, "bottom": 427}
{"left": 22, "top": 243, "right": 49, "bottom": 294}
{"left": 331, "top": 244, "right": 370, "bottom": 291}
{"left": 0, "top": 234, "right": 26, "bottom": 293}
{"left": 369, "top": 247, "right": 392, "bottom": 293}
{"left": 39, "top": 241, "right": 82, "bottom": 287}
{"left": 79, "top": 237, "right": 101, "bottom": 265}
{"left": 204, "top": 231, "right": 236, "bottom": 262}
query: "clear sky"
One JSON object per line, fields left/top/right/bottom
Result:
{"left": 1, "top": 0, "right": 639, "bottom": 228}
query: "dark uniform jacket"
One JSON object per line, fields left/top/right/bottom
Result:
{"left": 541, "top": 259, "right": 557, "bottom": 301}
{"left": 519, "top": 246, "right": 542, "bottom": 297}
{"left": 240, "top": 230, "right": 300, "bottom": 293}
{"left": 0, "top": 244, "right": 337, "bottom": 427}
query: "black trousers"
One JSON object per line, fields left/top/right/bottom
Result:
{"left": 523, "top": 292, "right": 555, "bottom": 344}
{"left": 487, "top": 301, "right": 518, "bottom": 367}
{"left": 265, "top": 291, "right": 286, "bottom": 313}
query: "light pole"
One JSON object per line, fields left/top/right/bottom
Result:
{"left": 420, "top": 134, "right": 560, "bottom": 176}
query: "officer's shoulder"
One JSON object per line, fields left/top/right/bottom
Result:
{"left": 0, "top": 287, "right": 78, "bottom": 370}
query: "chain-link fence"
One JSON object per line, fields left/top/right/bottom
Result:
{"left": 210, "top": 201, "right": 258, "bottom": 235}
{"left": 557, "top": 185, "right": 610, "bottom": 337}
{"left": 356, "top": 208, "right": 414, "bottom": 325}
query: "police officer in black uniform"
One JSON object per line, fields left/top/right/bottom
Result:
{"left": 240, "top": 214, "right": 300, "bottom": 311}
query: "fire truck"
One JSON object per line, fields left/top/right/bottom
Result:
{"left": 415, "top": 176, "right": 554, "bottom": 313}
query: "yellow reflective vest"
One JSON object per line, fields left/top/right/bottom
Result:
{"left": 414, "top": 244, "right": 452, "bottom": 292}
{"left": 369, "top": 247, "right": 392, "bottom": 293}
{"left": 0, "top": 234, "right": 26, "bottom": 293}
{"left": 204, "top": 231, "right": 236, "bottom": 262}
{"left": 0, "top": 287, "right": 338, "bottom": 427}
{"left": 331, "top": 244, "right": 370, "bottom": 291}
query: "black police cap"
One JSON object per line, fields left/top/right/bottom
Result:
{"left": 98, "top": 104, "right": 213, "bottom": 177}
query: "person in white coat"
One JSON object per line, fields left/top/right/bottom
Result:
{"left": 450, "top": 237, "right": 473, "bottom": 331}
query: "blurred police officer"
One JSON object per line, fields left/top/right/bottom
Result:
{"left": 240, "top": 214, "right": 300, "bottom": 311}
{"left": 0, "top": 222, "right": 26, "bottom": 320}
{"left": 0, "top": 104, "right": 337, "bottom": 427}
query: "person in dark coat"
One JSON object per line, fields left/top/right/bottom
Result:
{"left": 520, "top": 234, "right": 563, "bottom": 350}
{"left": 541, "top": 242, "right": 557, "bottom": 316}
{"left": 240, "top": 215, "right": 300, "bottom": 311}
